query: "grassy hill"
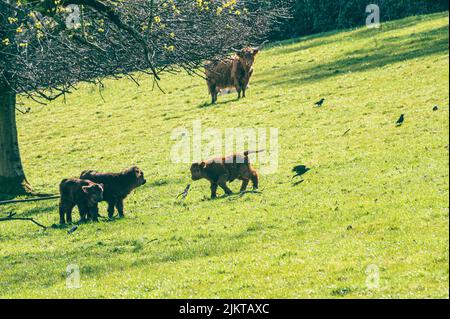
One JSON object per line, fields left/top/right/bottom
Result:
{"left": 1, "top": 12, "right": 448, "bottom": 298}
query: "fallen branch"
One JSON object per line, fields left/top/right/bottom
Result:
{"left": 0, "top": 196, "right": 60, "bottom": 206}
{"left": 0, "top": 212, "right": 48, "bottom": 230}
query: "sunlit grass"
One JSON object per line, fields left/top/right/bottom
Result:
{"left": 0, "top": 12, "right": 448, "bottom": 298}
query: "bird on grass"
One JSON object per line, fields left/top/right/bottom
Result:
{"left": 433, "top": 105, "right": 439, "bottom": 111}
{"left": 314, "top": 98, "right": 325, "bottom": 107}
{"left": 67, "top": 225, "right": 78, "bottom": 235}
{"left": 176, "top": 184, "right": 191, "bottom": 200}
{"left": 396, "top": 114, "right": 405, "bottom": 126}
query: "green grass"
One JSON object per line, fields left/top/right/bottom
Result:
{"left": 1, "top": 12, "right": 449, "bottom": 299}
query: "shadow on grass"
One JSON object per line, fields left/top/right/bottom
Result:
{"left": 260, "top": 24, "right": 449, "bottom": 89}
{"left": 270, "top": 28, "right": 383, "bottom": 57}
{"left": 198, "top": 97, "right": 240, "bottom": 108}
{"left": 146, "top": 178, "right": 184, "bottom": 188}
{"left": 201, "top": 190, "right": 263, "bottom": 202}
{"left": 0, "top": 200, "right": 57, "bottom": 219}
{"left": 19, "top": 204, "right": 58, "bottom": 218}
{"left": 272, "top": 14, "right": 443, "bottom": 56}
{"left": 0, "top": 223, "right": 256, "bottom": 295}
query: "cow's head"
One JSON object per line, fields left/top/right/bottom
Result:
{"left": 190, "top": 162, "right": 206, "bottom": 181}
{"left": 236, "top": 47, "right": 259, "bottom": 68}
{"left": 82, "top": 182, "right": 104, "bottom": 203}
{"left": 125, "top": 166, "right": 147, "bottom": 187}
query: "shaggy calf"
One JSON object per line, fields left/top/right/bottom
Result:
{"left": 190, "top": 150, "right": 263, "bottom": 199}
{"left": 80, "top": 167, "right": 146, "bottom": 218}
{"left": 59, "top": 179, "right": 104, "bottom": 224}
{"left": 205, "top": 47, "right": 260, "bottom": 104}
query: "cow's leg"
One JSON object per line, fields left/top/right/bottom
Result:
{"left": 251, "top": 170, "right": 259, "bottom": 190}
{"left": 107, "top": 200, "right": 116, "bottom": 219}
{"left": 66, "top": 204, "right": 75, "bottom": 224}
{"left": 240, "top": 179, "right": 250, "bottom": 192}
{"left": 210, "top": 182, "right": 218, "bottom": 199}
{"left": 78, "top": 205, "right": 89, "bottom": 223}
{"left": 213, "top": 89, "right": 219, "bottom": 104}
{"left": 90, "top": 205, "right": 99, "bottom": 222}
{"left": 243, "top": 69, "right": 253, "bottom": 98}
{"left": 218, "top": 176, "right": 233, "bottom": 196}
{"left": 237, "top": 87, "right": 242, "bottom": 99}
{"left": 207, "top": 81, "right": 213, "bottom": 94}
{"left": 241, "top": 79, "right": 249, "bottom": 98}
{"left": 59, "top": 202, "right": 68, "bottom": 224}
{"left": 242, "top": 81, "right": 249, "bottom": 98}
{"left": 210, "top": 84, "right": 218, "bottom": 104}
{"left": 116, "top": 199, "right": 125, "bottom": 218}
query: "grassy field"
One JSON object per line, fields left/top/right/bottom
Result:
{"left": 0, "top": 13, "right": 449, "bottom": 299}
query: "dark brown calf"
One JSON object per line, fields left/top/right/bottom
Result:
{"left": 190, "top": 150, "right": 263, "bottom": 199}
{"left": 59, "top": 178, "right": 104, "bottom": 224}
{"left": 80, "top": 167, "right": 146, "bottom": 218}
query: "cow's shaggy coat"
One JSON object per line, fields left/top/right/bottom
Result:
{"left": 205, "top": 47, "right": 260, "bottom": 104}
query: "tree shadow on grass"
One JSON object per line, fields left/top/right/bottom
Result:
{"left": 18, "top": 204, "right": 58, "bottom": 218}
{"left": 260, "top": 25, "right": 449, "bottom": 89}
{"left": 0, "top": 224, "right": 255, "bottom": 296}
{"left": 0, "top": 199, "right": 57, "bottom": 219}
{"left": 272, "top": 14, "right": 442, "bottom": 56}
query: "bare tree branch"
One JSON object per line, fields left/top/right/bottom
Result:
{"left": 0, "top": 0, "right": 288, "bottom": 101}
{"left": 0, "top": 212, "right": 48, "bottom": 230}
{"left": 0, "top": 196, "right": 60, "bottom": 206}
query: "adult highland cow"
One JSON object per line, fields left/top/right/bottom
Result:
{"left": 205, "top": 45, "right": 264, "bottom": 104}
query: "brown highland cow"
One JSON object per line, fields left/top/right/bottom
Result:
{"left": 205, "top": 46, "right": 261, "bottom": 104}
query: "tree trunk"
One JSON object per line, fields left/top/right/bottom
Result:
{"left": 0, "top": 87, "right": 33, "bottom": 195}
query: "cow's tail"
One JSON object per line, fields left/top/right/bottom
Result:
{"left": 244, "top": 149, "right": 266, "bottom": 156}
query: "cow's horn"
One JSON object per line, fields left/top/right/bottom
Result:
{"left": 257, "top": 40, "right": 269, "bottom": 50}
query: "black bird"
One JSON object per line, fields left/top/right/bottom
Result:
{"left": 315, "top": 98, "right": 325, "bottom": 107}
{"left": 292, "top": 165, "right": 310, "bottom": 178}
{"left": 67, "top": 225, "right": 78, "bottom": 235}
{"left": 396, "top": 114, "right": 405, "bottom": 126}
{"left": 433, "top": 105, "right": 439, "bottom": 111}
{"left": 176, "top": 184, "right": 191, "bottom": 200}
